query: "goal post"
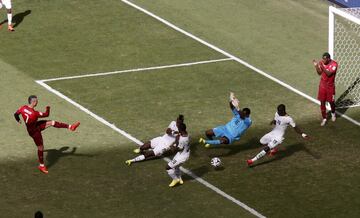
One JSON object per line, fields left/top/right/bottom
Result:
{"left": 328, "top": 6, "right": 360, "bottom": 108}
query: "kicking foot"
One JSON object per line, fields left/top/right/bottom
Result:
{"left": 69, "top": 122, "right": 80, "bottom": 131}
{"left": 204, "top": 143, "right": 211, "bottom": 148}
{"left": 320, "top": 119, "right": 327, "bottom": 127}
{"left": 199, "top": 138, "right": 206, "bottom": 144}
{"left": 169, "top": 179, "right": 180, "bottom": 187}
{"left": 38, "top": 165, "right": 48, "bottom": 174}
{"left": 133, "top": 148, "right": 140, "bottom": 154}
{"left": 246, "top": 159, "right": 253, "bottom": 166}
{"left": 8, "top": 24, "right": 14, "bottom": 32}
{"left": 179, "top": 178, "right": 184, "bottom": 185}
{"left": 125, "top": 160, "right": 133, "bottom": 166}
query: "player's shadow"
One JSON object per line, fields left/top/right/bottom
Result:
{"left": 0, "top": 10, "right": 31, "bottom": 27}
{"left": 335, "top": 76, "right": 360, "bottom": 115}
{"left": 249, "top": 143, "right": 320, "bottom": 168}
{"left": 182, "top": 165, "right": 211, "bottom": 181}
{"left": 44, "top": 146, "right": 93, "bottom": 168}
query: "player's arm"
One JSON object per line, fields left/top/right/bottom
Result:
{"left": 38, "top": 106, "right": 50, "bottom": 118}
{"left": 14, "top": 110, "right": 21, "bottom": 124}
{"left": 293, "top": 126, "right": 308, "bottom": 139}
{"left": 169, "top": 135, "right": 181, "bottom": 153}
{"left": 312, "top": 60, "right": 322, "bottom": 75}
{"left": 319, "top": 62, "right": 336, "bottom": 77}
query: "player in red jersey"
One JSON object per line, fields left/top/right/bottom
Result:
{"left": 313, "top": 52, "right": 338, "bottom": 126}
{"left": 14, "top": 95, "right": 80, "bottom": 174}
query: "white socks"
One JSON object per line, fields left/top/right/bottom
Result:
{"left": 7, "top": 13, "right": 12, "bottom": 25}
{"left": 133, "top": 155, "right": 145, "bottom": 162}
{"left": 167, "top": 168, "right": 178, "bottom": 180}
{"left": 251, "top": 150, "right": 266, "bottom": 162}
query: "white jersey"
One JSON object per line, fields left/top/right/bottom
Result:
{"left": 1, "top": 0, "right": 12, "bottom": 9}
{"left": 271, "top": 112, "right": 296, "bottom": 138}
{"left": 162, "top": 121, "right": 178, "bottom": 141}
{"left": 168, "top": 134, "right": 190, "bottom": 169}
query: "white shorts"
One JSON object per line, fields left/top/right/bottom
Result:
{"left": 150, "top": 136, "right": 173, "bottom": 156}
{"left": 260, "top": 132, "right": 284, "bottom": 149}
{"left": 168, "top": 152, "right": 189, "bottom": 169}
{"left": 1, "top": 0, "right": 12, "bottom": 9}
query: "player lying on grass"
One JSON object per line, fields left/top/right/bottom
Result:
{"left": 199, "top": 92, "right": 251, "bottom": 148}
{"left": 247, "top": 104, "right": 308, "bottom": 166}
{"left": 125, "top": 115, "right": 184, "bottom": 165}
{"left": 14, "top": 95, "right": 80, "bottom": 174}
{"left": 166, "top": 123, "right": 190, "bottom": 188}
{"left": 0, "top": 0, "right": 15, "bottom": 31}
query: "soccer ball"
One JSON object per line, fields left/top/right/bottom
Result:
{"left": 211, "top": 157, "right": 221, "bottom": 167}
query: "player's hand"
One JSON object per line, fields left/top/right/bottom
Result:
{"left": 229, "top": 92, "right": 235, "bottom": 101}
{"left": 312, "top": 60, "right": 318, "bottom": 66}
{"left": 46, "top": 106, "right": 50, "bottom": 110}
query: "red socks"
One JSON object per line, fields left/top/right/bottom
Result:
{"left": 320, "top": 102, "right": 327, "bottom": 119}
{"left": 54, "top": 121, "right": 69, "bottom": 129}
{"left": 38, "top": 149, "right": 44, "bottom": 164}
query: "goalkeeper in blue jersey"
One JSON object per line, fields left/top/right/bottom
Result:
{"left": 199, "top": 92, "right": 252, "bottom": 148}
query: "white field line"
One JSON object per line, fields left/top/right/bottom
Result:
{"left": 39, "top": 58, "right": 233, "bottom": 82}
{"left": 121, "top": 0, "right": 360, "bottom": 127}
{"left": 35, "top": 80, "right": 266, "bottom": 218}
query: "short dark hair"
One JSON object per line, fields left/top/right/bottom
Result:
{"left": 277, "top": 104, "right": 286, "bottom": 113}
{"left": 322, "top": 52, "right": 331, "bottom": 59}
{"left": 28, "top": 95, "right": 37, "bottom": 104}
{"left": 35, "top": 211, "right": 43, "bottom": 218}
{"left": 242, "top": 108, "right": 251, "bottom": 115}
{"left": 178, "top": 114, "right": 184, "bottom": 121}
{"left": 178, "top": 123, "right": 186, "bottom": 132}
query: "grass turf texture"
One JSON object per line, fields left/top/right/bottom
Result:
{"left": 0, "top": 0, "right": 359, "bottom": 217}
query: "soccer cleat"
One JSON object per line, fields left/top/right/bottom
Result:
{"left": 199, "top": 138, "right": 206, "bottom": 144}
{"left": 8, "top": 25, "right": 14, "bottom": 32}
{"left": 69, "top": 122, "right": 81, "bottom": 131}
{"left": 125, "top": 160, "right": 133, "bottom": 166}
{"left": 133, "top": 148, "right": 140, "bottom": 154}
{"left": 247, "top": 159, "right": 253, "bottom": 166}
{"left": 268, "top": 147, "right": 278, "bottom": 156}
{"left": 179, "top": 178, "right": 184, "bottom": 185}
{"left": 320, "top": 119, "right": 327, "bottom": 126}
{"left": 38, "top": 165, "right": 48, "bottom": 174}
{"left": 204, "top": 143, "right": 211, "bottom": 148}
{"left": 331, "top": 113, "right": 336, "bottom": 122}
{"left": 169, "top": 179, "right": 180, "bottom": 187}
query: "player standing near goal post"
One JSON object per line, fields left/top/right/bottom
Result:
{"left": 14, "top": 95, "right": 80, "bottom": 174}
{"left": 313, "top": 52, "right": 338, "bottom": 126}
{"left": 0, "top": 0, "right": 15, "bottom": 31}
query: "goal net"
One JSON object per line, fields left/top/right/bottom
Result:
{"left": 329, "top": 6, "right": 360, "bottom": 108}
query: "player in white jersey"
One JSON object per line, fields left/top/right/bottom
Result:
{"left": 0, "top": 0, "right": 15, "bottom": 31}
{"left": 166, "top": 123, "right": 190, "bottom": 187}
{"left": 247, "top": 104, "right": 308, "bottom": 166}
{"left": 125, "top": 115, "right": 184, "bottom": 165}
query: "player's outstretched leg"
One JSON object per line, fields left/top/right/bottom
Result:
{"left": 125, "top": 150, "right": 154, "bottom": 166}
{"left": 133, "top": 141, "right": 151, "bottom": 154}
{"left": 45, "top": 121, "right": 80, "bottom": 131}
{"left": 247, "top": 146, "right": 271, "bottom": 166}
{"left": 203, "top": 137, "right": 229, "bottom": 148}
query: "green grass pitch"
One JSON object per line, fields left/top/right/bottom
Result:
{"left": 0, "top": 0, "right": 359, "bottom": 217}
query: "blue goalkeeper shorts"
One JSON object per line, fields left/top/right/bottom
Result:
{"left": 213, "top": 125, "right": 239, "bottom": 144}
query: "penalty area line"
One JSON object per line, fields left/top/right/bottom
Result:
{"left": 35, "top": 80, "right": 266, "bottom": 218}
{"left": 121, "top": 0, "right": 360, "bottom": 127}
{"left": 39, "top": 58, "right": 233, "bottom": 82}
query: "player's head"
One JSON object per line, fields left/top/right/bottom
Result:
{"left": 322, "top": 52, "right": 331, "bottom": 64}
{"left": 176, "top": 114, "right": 184, "bottom": 125}
{"left": 28, "top": 95, "right": 38, "bottom": 107}
{"left": 242, "top": 108, "right": 251, "bottom": 117}
{"left": 277, "top": 104, "right": 286, "bottom": 116}
{"left": 34, "top": 211, "right": 43, "bottom": 218}
{"left": 178, "top": 123, "right": 187, "bottom": 134}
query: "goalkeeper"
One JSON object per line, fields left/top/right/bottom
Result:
{"left": 199, "top": 92, "right": 252, "bottom": 148}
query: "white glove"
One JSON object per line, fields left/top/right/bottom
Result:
{"left": 229, "top": 92, "right": 235, "bottom": 101}
{"left": 232, "top": 98, "right": 240, "bottom": 110}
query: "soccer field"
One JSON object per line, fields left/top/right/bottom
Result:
{"left": 1, "top": 0, "right": 360, "bottom": 217}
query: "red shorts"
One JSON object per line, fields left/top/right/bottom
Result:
{"left": 318, "top": 87, "right": 335, "bottom": 102}
{"left": 27, "top": 120, "right": 48, "bottom": 147}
